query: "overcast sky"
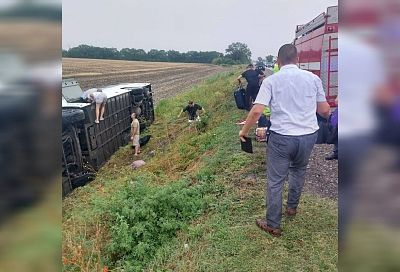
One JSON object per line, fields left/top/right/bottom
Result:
{"left": 63, "top": 0, "right": 337, "bottom": 59}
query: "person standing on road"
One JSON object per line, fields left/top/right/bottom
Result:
{"left": 239, "top": 44, "right": 330, "bottom": 237}
{"left": 178, "top": 101, "right": 205, "bottom": 122}
{"left": 237, "top": 64, "right": 265, "bottom": 110}
{"left": 131, "top": 112, "right": 141, "bottom": 156}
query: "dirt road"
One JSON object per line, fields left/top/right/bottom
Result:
{"left": 62, "top": 58, "right": 229, "bottom": 104}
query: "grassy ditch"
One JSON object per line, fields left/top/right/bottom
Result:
{"left": 62, "top": 70, "right": 337, "bottom": 271}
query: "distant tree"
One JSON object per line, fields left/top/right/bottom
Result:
{"left": 212, "top": 56, "right": 238, "bottom": 66}
{"left": 256, "top": 57, "right": 265, "bottom": 67}
{"left": 135, "top": 49, "right": 147, "bottom": 61}
{"left": 64, "top": 45, "right": 120, "bottom": 59}
{"left": 167, "top": 50, "right": 183, "bottom": 62}
{"left": 158, "top": 50, "right": 168, "bottom": 62}
{"left": 147, "top": 49, "right": 160, "bottom": 61}
{"left": 225, "top": 42, "right": 251, "bottom": 64}
{"left": 200, "top": 51, "right": 223, "bottom": 63}
{"left": 120, "top": 48, "right": 137, "bottom": 60}
{"left": 63, "top": 44, "right": 225, "bottom": 64}
{"left": 266, "top": 55, "right": 274, "bottom": 63}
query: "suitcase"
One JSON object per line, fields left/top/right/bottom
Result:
{"left": 234, "top": 87, "right": 246, "bottom": 110}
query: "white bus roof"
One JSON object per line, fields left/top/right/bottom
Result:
{"left": 62, "top": 79, "right": 150, "bottom": 109}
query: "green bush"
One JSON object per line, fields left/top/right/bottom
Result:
{"left": 211, "top": 56, "right": 240, "bottom": 66}
{"left": 195, "top": 113, "right": 209, "bottom": 133}
{"left": 104, "top": 180, "right": 207, "bottom": 271}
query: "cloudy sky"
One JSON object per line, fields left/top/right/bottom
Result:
{"left": 63, "top": 0, "right": 337, "bottom": 59}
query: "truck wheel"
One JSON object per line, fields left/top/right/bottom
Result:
{"left": 62, "top": 109, "right": 85, "bottom": 125}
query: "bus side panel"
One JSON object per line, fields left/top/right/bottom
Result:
{"left": 85, "top": 92, "right": 133, "bottom": 169}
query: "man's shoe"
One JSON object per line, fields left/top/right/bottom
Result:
{"left": 255, "top": 219, "right": 281, "bottom": 237}
{"left": 285, "top": 208, "right": 297, "bottom": 217}
{"left": 325, "top": 154, "right": 338, "bottom": 160}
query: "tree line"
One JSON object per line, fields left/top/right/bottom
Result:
{"left": 62, "top": 42, "right": 253, "bottom": 65}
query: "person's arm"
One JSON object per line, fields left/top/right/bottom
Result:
{"left": 317, "top": 102, "right": 331, "bottom": 119}
{"left": 198, "top": 105, "right": 205, "bottom": 115}
{"left": 131, "top": 125, "right": 137, "bottom": 140}
{"left": 315, "top": 76, "right": 331, "bottom": 119}
{"left": 237, "top": 75, "right": 243, "bottom": 85}
{"left": 177, "top": 108, "right": 185, "bottom": 118}
{"left": 239, "top": 104, "right": 265, "bottom": 142}
{"left": 132, "top": 127, "right": 138, "bottom": 136}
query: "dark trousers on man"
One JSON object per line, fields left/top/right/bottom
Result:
{"left": 266, "top": 131, "right": 318, "bottom": 228}
{"left": 245, "top": 85, "right": 259, "bottom": 111}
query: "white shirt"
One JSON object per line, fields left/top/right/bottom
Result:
{"left": 255, "top": 64, "right": 326, "bottom": 136}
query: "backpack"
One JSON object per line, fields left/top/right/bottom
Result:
{"left": 234, "top": 86, "right": 246, "bottom": 110}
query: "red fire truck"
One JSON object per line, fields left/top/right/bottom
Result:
{"left": 294, "top": 6, "right": 338, "bottom": 107}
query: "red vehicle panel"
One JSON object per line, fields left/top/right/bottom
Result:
{"left": 294, "top": 6, "right": 338, "bottom": 107}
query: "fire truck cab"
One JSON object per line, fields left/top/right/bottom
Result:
{"left": 294, "top": 6, "right": 338, "bottom": 107}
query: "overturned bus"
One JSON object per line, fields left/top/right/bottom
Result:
{"left": 62, "top": 79, "right": 155, "bottom": 196}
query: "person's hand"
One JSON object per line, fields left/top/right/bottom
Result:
{"left": 130, "top": 136, "right": 133, "bottom": 141}
{"left": 239, "top": 130, "right": 247, "bottom": 142}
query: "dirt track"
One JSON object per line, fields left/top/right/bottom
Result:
{"left": 62, "top": 58, "right": 229, "bottom": 104}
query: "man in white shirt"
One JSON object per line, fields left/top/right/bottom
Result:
{"left": 239, "top": 44, "right": 331, "bottom": 237}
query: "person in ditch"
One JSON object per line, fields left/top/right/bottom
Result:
{"left": 131, "top": 112, "right": 141, "bottom": 156}
{"left": 178, "top": 100, "right": 205, "bottom": 123}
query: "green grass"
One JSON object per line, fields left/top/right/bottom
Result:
{"left": 62, "top": 69, "right": 337, "bottom": 272}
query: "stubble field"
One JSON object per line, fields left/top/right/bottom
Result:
{"left": 62, "top": 58, "right": 229, "bottom": 104}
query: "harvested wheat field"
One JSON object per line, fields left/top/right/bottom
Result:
{"left": 62, "top": 58, "right": 230, "bottom": 104}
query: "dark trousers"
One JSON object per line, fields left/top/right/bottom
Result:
{"left": 258, "top": 115, "right": 271, "bottom": 128}
{"left": 266, "top": 131, "right": 318, "bottom": 228}
{"left": 245, "top": 85, "right": 259, "bottom": 111}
